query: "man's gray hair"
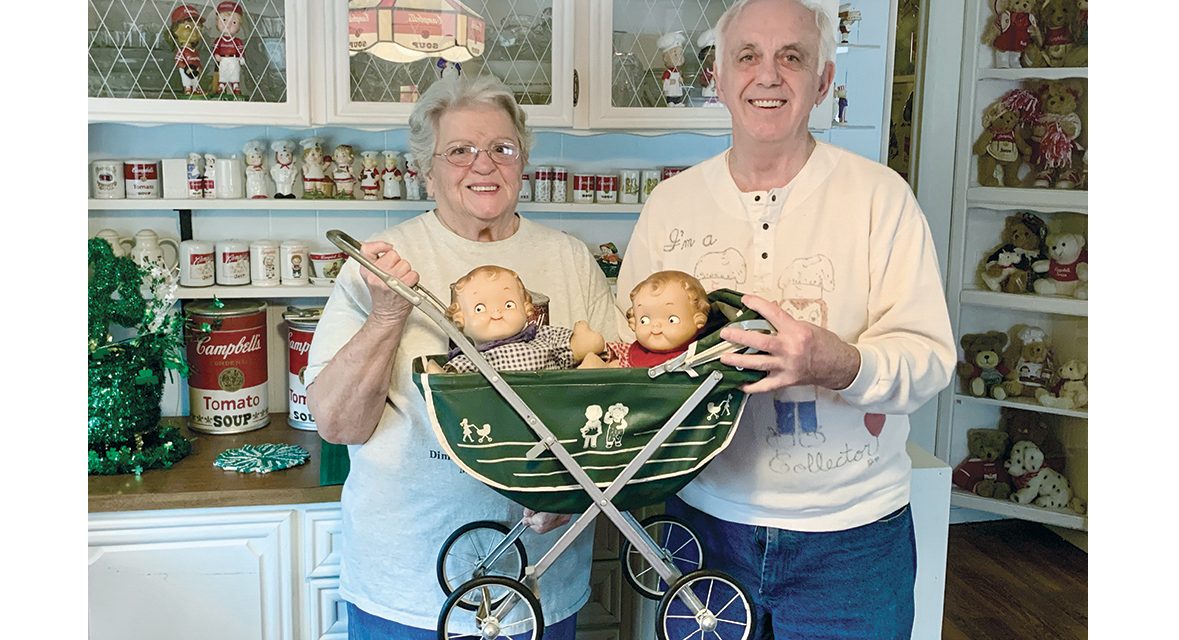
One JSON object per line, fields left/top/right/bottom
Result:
{"left": 407, "top": 75, "right": 533, "bottom": 178}
{"left": 714, "top": 0, "right": 836, "bottom": 74}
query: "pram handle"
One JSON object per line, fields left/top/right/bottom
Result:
{"left": 326, "top": 229, "right": 449, "bottom": 313}
{"left": 648, "top": 318, "right": 775, "bottom": 378}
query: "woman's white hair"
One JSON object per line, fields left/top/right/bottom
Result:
{"left": 713, "top": 0, "right": 836, "bottom": 74}
{"left": 407, "top": 75, "right": 533, "bottom": 179}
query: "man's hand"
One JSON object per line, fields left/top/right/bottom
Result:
{"left": 357, "top": 241, "right": 419, "bottom": 327}
{"left": 718, "top": 294, "right": 861, "bottom": 395}
{"left": 523, "top": 508, "right": 571, "bottom": 534}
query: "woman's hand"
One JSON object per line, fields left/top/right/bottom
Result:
{"left": 357, "top": 241, "right": 420, "bottom": 326}
{"left": 522, "top": 508, "right": 571, "bottom": 534}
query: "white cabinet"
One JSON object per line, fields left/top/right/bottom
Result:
{"left": 932, "top": 0, "right": 1087, "bottom": 531}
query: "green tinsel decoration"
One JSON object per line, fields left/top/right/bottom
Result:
{"left": 88, "top": 238, "right": 192, "bottom": 475}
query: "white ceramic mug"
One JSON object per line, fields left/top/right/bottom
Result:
{"left": 91, "top": 160, "right": 124, "bottom": 199}
{"left": 94, "top": 228, "right": 133, "bottom": 257}
{"left": 178, "top": 240, "right": 215, "bottom": 287}
{"left": 250, "top": 240, "right": 280, "bottom": 286}
{"left": 309, "top": 250, "right": 347, "bottom": 283}
{"left": 128, "top": 229, "right": 179, "bottom": 271}
{"left": 215, "top": 239, "right": 251, "bottom": 285}
{"left": 215, "top": 156, "right": 244, "bottom": 199}
{"left": 280, "top": 240, "right": 310, "bottom": 285}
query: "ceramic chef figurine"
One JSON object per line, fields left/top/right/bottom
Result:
{"left": 300, "top": 137, "right": 332, "bottom": 199}
{"left": 203, "top": 153, "right": 218, "bottom": 198}
{"left": 269, "top": 140, "right": 298, "bottom": 198}
{"left": 658, "top": 31, "right": 688, "bottom": 107}
{"left": 404, "top": 152, "right": 422, "bottom": 201}
{"left": 358, "top": 151, "right": 382, "bottom": 200}
{"left": 213, "top": 2, "right": 246, "bottom": 97}
{"left": 169, "top": 4, "right": 205, "bottom": 97}
{"left": 186, "top": 152, "right": 204, "bottom": 198}
{"left": 435, "top": 57, "right": 462, "bottom": 80}
{"left": 243, "top": 139, "right": 268, "bottom": 199}
{"left": 696, "top": 28, "right": 719, "bottom": 107}
{"left": 330, "top": 144, "right": 357, "bottom": 200}
{"left": 381, "top": 150, "right": 404, "bottom": 200}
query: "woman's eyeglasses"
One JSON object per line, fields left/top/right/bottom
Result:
{"left": 435, "top": 142, "right": 522, "bottom": 167}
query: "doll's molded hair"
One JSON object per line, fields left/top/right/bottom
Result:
{"left": 447, "top": 265, "right": 535, "bottom": 328}
{"left": 627, "top": 270, "right": 711, "bottom": 326}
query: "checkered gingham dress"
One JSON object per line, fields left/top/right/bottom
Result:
{"left": 444, "top": 325, "right": 575, "bottom": 373}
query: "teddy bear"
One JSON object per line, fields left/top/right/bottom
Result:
{"left": 973, "top": 90, "right": 1037, "bottom": 187}
{"left": 952, "top": 428, "right": 1012, "bottom": 499}
{"left": 957, "top": 331, "right": 1010, "bottom": 400}
{"left": 1032, "top": 232, "right": 1087, "bottom": 298}
{"left": 1035, "top": 358, "right": 1087, "bottom": 409}
{"left": 1001, "top": 325, "right": 1055, "bottom": 399}
{"left": 1005, "top": 440, "right": 1075, "bottom": 510}
{"left": 997, "top": 406, "right": 1051, "bottom": 449}
{"left": 980, "top": 0, "right": 1042, "bottom": 68}
{"left": 979, "top": 212, "right": 1048, "bottom": 293}
{"left": 1024, "top": 0, "right": 1087, "bottom": 68}
{"left": 1027, "top": 79, "right": 1085, "bottom": 189}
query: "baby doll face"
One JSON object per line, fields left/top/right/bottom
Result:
{"left": 333, "top": 147, "right": 353, "bottom": 164}
{"left": 246, "top": 149, "right": 264, "bottom": 167}
{"left": 630, "top": 285, "right": 703, "bottom": 353}
{"left": 664, "top": 46, "right": 684, "bottom": 68}
{"left": 456, "top": 270, "right": 529, "bottom": 343}
{"left": 276, "top": 148, "right": 293, "bottom": 164}
{"left": 218, "top": 11, "right": 241, "bottom": 36}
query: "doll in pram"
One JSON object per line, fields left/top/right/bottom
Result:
{"left": 328, "top": 230, "right": 772, "bottom": 640}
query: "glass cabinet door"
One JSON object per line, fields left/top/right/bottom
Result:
{"left": 88, "top": 0, "right": 309, "bottom": 124}
{"left": 326, "top": 0, "right": 573, "bottom": 127}
{"left": 587, "top": 0, "right": 836, "bottom": 130}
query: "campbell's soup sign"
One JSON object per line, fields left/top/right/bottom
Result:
{"left": 283, "top": 307, "right": 323, "bottom": 431}
{"left": 185, "top": 300, "right": 269, "bottom": 434}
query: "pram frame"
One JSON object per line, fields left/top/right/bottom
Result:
{"left": 327, "top": 230, "right": 755, "bottom": 640}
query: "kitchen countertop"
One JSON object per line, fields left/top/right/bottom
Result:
{"left": 88, "top": 414, "right": 342, "bottom": 513}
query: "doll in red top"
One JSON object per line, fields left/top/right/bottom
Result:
{"left": 586, "top": 270, "right": 711, "bottom": 369}
{"left": 213, "top": 2, "right": 246, "bottom": 96}
{"left": 169, "top": 4, "right": 204, "bottom": 96}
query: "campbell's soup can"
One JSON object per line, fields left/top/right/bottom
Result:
{"left": 185, "top": 300, "right": 270, "bottom": 434}
{"left": 572, "top": 173, "right": 596, "bottom": 203}
{"left": 661, "top": 166, "right": 687, "bottom": 181}
{"left": 595, "top": 174, "right": 619, "bottom": 204}
{"left": 124, "top": 160, "right": 160, "bottom": 199}
{"left": 532, "top": 166, "right": 552, "bottom": 203}
{"left": 552, "top": 166, "right": 568, "bottom": 203}
{"left": 283, "top": 306, "right": 322, "bottom": 431}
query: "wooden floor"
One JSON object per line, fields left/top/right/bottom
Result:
{"left": 942, "top": 520, "right": 1088, "bottom": 639}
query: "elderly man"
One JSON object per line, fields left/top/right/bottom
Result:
{"left": 615, "top": 0, "right": 956, "bottom": 637}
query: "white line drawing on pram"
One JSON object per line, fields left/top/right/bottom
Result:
{"left": 581, "top": 405, "right": 603, "bottom": 449}
{"left": 603, "top": 403, "right": 630, "bottom": 449}
{"left": 461, "top": 417, "right": 493, "bottom": 443}
{"left": 706, "top": 393, "right": 733, "bottom": 421}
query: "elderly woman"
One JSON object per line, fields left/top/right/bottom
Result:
{"left": 305, "top": 76, "right": 619, "bottom": 639}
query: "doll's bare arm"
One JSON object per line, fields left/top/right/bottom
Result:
{"left": 570, "top": 320, "right": 606, "bottom": 363}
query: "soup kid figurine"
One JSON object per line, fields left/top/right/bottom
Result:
{"left": 243, "top": 139, "right": 268, "bottom": 199}
{"left": 658, "top": 31, "right": 687, "bottom": 107}
{"left": 403, "top": 152, "right": 422, "bottom": 200}
{"left": 428, "top": 265, "right": 606, "bottom": 374}
{"left": 330, "top": 144, "right": 357, "bottom": 199}
{"left": 269, "top": 139, "right": 298, "bottom": 198}
{"left": 697, "top": 28, "right": 719, "bottom": 107}
{"left": 381, "top": 150, "right": 403, "bottom": 200}
{"left": 300, "top": 137, "right": 333, "bottom": 199}
{"left": 358, "top": 151, "right": 382, "bottom": 200}
{"left": 169, "top": 4, "right": 204, "bottom": 97}
{"left": 213, "top": 2, "right": 246, "bottom": 97}
{"left": 582, "top": 270, "right": 710, "bottom": 369}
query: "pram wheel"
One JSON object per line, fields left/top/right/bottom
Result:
{"left": 438, "top": 576, "right": 544, "bottom": 640}
{"left": 620, "top": 515, "right": 704, "bottom": 599}
{"left": 438, "top": 521, "right": 529, "bottom": 610}
{"left": 656, "top": 569, "right": 753, "bottom": 640}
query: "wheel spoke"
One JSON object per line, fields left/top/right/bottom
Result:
{"left": 713, "top": 593, "right": 741, "bottom": 618}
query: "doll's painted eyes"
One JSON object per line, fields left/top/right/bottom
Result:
{"left": 474, "top": 303, "right": 486, "bottom": 313}
{"left": 639, "top": 316, "right": 651, "bottom": 325}
{"left": 668, "top": 315, "right": 681, "bottom": 324}
{"left": 505, "top": 301, "right": 517, "bottom": 310}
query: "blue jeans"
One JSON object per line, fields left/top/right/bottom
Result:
{"left": 345, "top": 602, "right": 577, "bottom": 640}
{"left": 665, "top": 496, "right": 916, "bottom": 640}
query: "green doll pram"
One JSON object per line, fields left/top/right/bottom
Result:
{"left": 328, "top": 230, "right": 773, "bottom": 640}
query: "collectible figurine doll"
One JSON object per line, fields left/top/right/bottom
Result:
{"left": 186, "top": 152, "right": 204, "bottom": 198}
{"left": 696, "top": 29, "right": 720, "bottom": 107}
{"left": 269, "top": 139, "right": 299, "bottom": 198}
{"left": 435, "top": 57, "right": 462, "bottom": 80}
{"left": 330, "top": 144, "right": 357, "bottom": 199}
{"left": 169, "top": 4, "right": 205, "bottom": 97}
{"left": 403, "top": 152, "right": 422, "bottom": 200}
{"left": 299, "top": 137, "right": 333, "bottom": 199}
{"left": 427, "top": 265, "right": 606, "bottom": 374}
{"left": 213, "top": 2, "right": 246, "bottom": 97}
{"left": 242, "top": 139, "right": 268, "bottom": 199}
{"left": 203, "top": 153, "right": 217, "bottom": 198}
{"left": 582, "top": 270, "right": 711, "bottom": 369}
{"left": 657, "top": 31, "right": 688, "bottom": 107}
{"left": 380, "top": 150, "right": 404, "bottom": 200}
{"left": 358, "top": 151, "right": 382, "bottom": 200}
{"left": 838, "top": 4, "right": 862, "bottom": 44}
{"left": 835, "top": 85, "right": 849, "bottom": 123}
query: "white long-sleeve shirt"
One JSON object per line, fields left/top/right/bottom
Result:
{"left": 616, "top": 143, "right": 955, "bottom": 531}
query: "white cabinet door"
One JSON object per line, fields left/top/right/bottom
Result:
{"left": 88, "top": 508, "right": 296, "bottom": 640}
{"left": 323, "top": 0, "right": 575, "bottom": 127}
{"left": 88, "top": 0, "right": 310, "bottom": 125}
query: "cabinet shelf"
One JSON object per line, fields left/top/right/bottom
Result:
{"left": 953, "top": 393, "right": 1088, "bottom": 419}
{"left": 836, "top": 43, "right": 883, "bottom": 53}
{"left": 950, "top": 488, "right": 1087, "bottom": 530}
{"left": 959, "top": 289, "right": 1087, "bottom": 317}
{"left": 177, "top": 284, "right": 333, "bottom": 299}
{"left": 966, "top": 187, "right": 1088, "bottom": 213}
{"left": 88, "top": 199, "right": 644, "bottom": 214}
{"left": 976, "top": 67, "right": 1088, "bottom": 81}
